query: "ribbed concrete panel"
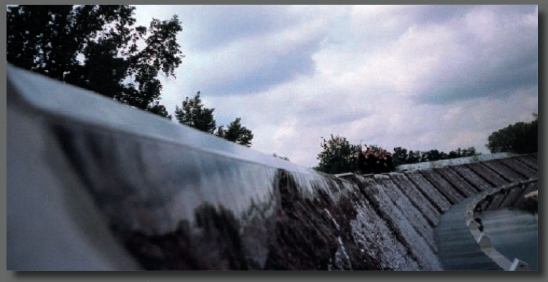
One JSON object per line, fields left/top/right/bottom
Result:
{"left": 405, "top": 171, "right": 451, "bottom": 213}
{"left": 389, "top": 173, "right": 440, "bottom": 227}
{"left": 481, "top": 160, "right": 528, "bottom": 183}
{"left": 465, "top": 163, "right": 509, "bottom": 187}
{"left": 434, "top": 167, "right": 479, "bottom": 196}
{"left": 419, "top": 170, "right": 464, "bottom": 204}
{"left": 498, "top": 158, "right": 537, "bottom": 179}
{"left": 349, "top": 189, "right": 421, "bottom": 270}
{"left": 514, "top": 155, "right": 538, "bottom": 171}
{"left": 373, "top": 175, "right": 437, "bottom": 252}
{"left": 449, "top": 165, "right": 493, "bottom": 191}
{"left": 354, "top": 175, "right": 442, "bottom": 270}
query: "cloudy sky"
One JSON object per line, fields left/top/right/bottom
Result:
{"left": 133, "top": 5, "right": 538, "bottom": 168}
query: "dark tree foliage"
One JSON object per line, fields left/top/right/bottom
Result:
{"left": 7, "top": 5, "right": 183, "bottom": 119}
{"left": 392, "top": 146, "right": 477, "bottom": 167}
{"left": 314, "top": 135, "right": 361, "bottom": 174}
{"left": 407, "top": 150, "right": 421, "bottom": 164}
{"left": 392, "top": 147, "right": 408, "bottom": 168}
{"left": 315, "top": 133, "right": 481, "bottom": 173}
{"left": 175, "top": 92, "right": 254, "bottom": 147}
{"left": 358, "top": 144, "right": 394, "bottom": 174}
{"left": 487, "top": 115, "right": 538, "bottom": 154}
{"left": 216, "top": 118, "right": 254, "bottom": 147}
{"left": 273, "top": 153, "right": 290, "bottom": 161}
{"left": 175, "top": 92, "right": 217, "bottom": 134}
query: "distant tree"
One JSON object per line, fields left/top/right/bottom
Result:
{"left": 315, "top": 135, "right": 360, "bottom": 174}
{"left": 175, "top": 91, "right": 254, "bottom": 146}
{"left": 424, "top": 149, "right": 442, "bottom": 162}
{"left": 393, "top": 146, "right": 478, "bottom": 166}
{"left": 175, "top": 91, "right": 217, "bottom": 133}
{"left": 460, "top": 147, "right": 477, "bottom": 157}
{"left": 6, "top": 5, "right": 182, "bottom": 119}
{"left": 439, "top": 151, "right": 448, "bottom": 160}
{"left": 407, "top": 150, "right": 421, "bottom": 164}
{"left": 448, "top": 150, "right": 459, "bottom": 159}
{"left": 216, "top": 118, "right": 254, "bottom": 147}
{"left": 486, "top": 114, "right": 538, "bottom": 154}
{"left": 392, "top": 147, "right": 408, "bottom": 167}
{"left": 273, "top": 153, "right": 290, "bottom": 162}
{"left": 147, "top": 101, "right": 173, "bottom": 120}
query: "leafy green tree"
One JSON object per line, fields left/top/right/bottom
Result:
{"left": 175, "top": 92, "right": 254, "bottom": 146}
{"left": 175, "top": 92, "right": 217, "bottom": 133}
{"left": 460, "top": 147, "right": 477, "bottom": 157}
{"left": 6, "top": 5, "right": 182, "bottom": 119}
{"left": 392, "top": 147, "right": 408, "bottom": 167}
{"left": 487, "top": 115, "right": 538, "bottom": 154}
{"left": 424, "top": 149, "right": 441, "bottom": 162}
{"left": 407, "top": 150, "right": 421, "bottom": 164}
{"left": 216, "top": 118, "right": 254, "bottom": 147}
{"left": 314, "top": 135, "right": 360, "bottom": 174}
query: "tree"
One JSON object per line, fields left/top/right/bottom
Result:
{"left": 392, "top": 146, "right": 479, "bottom": 166}
{"left": 407, "top": 150, "right": 421, "bottom": 164}
{"left": 175, "top": 92, "right": 254, "bottom": 146}
{"left": 273, "top": 153, "right": 290, "bottom": 161}
{"left": 486, "top": 114, "right": 538, "bottom": 154}
{"left": 6, "top": 5, "right": 182, "bottom": 119}
{"left": 216, "top": 118, "right": 254, "bottom": 147}
{"left": 314, "top": 135, "right": 360, "bottom": 174}
{"left": 392, "top": 147, "right": 408, "bottom": 167}
{"left": 424, "top": 149, "right": 441, "bottom": 162}
{"left": 175, "top": 92, "right": 217, "bottom": 133}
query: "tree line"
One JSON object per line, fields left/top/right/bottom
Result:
{"left": 7, "top": 5, "right": 254, "bottom": 147}
{"left": 314, "top": 135, "right": 479, "bottom": 174}
{"left": 315, "top": 114, "right": 537, "bottom": 174}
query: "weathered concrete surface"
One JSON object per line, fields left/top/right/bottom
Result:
{"left": 420, "top": 170, "right": 465, "bottom": 204}
{"left": 434, "top": 167, "right": 479, "bottom": 196}
{"left": 449, "top": 165, "right": 494, "bottom": 192}
{"left": 405, "top": 171, "right": 451, "bottom": 213}
{"left": 7, "top": 65, "right": 538, "bottom": 270}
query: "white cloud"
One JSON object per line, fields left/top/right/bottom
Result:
{"left": 134, "top": 5, "right": 538, "bottom": 168}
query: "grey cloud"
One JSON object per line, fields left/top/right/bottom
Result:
{"left": 297, "top": 102, "right": 372, "bottom": 128}
{"left": 417, "top": 54, "right": 538, "bottom": 105}
{"left": 412, "top": 6, "right": 538, "bottom": 105}
{"left": 411, "top": 5, "right": 475, "bottom": 24}
{"left": 183, "top": 6, "right": 298, "bottom": 51}
{"left": 198, "top": 33, "right": 323, "bottom": 96}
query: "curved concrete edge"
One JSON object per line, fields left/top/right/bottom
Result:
{"left": 465, "top": 178, "right": 538, "bottom": 271}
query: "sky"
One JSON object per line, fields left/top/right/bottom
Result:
{"left": 133, "top": 5, "right": 538, "bottom": 168}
